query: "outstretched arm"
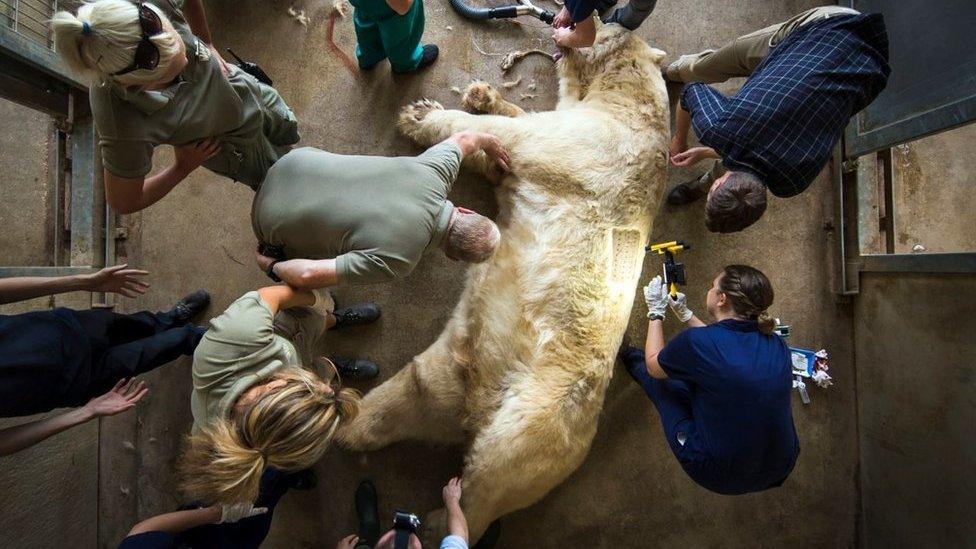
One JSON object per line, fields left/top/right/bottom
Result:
{"left": 0, "top": 379, "right": 147, "bottom": 456}
{"left": 255, "top": 251, "right": 340, "bottom": 290}
{"left": 443, "top": 477, "right": 469, "bottom": 543}
{"left": 0, "top": 264, "right": 148, "bottom": 304}
{"left": 553, "top": 17, "right": 596, "bottom": 49}
{"left": 106, "top": 140, "right": 220, "bottom": 214}
{"left": 127, "top": 506, "right": 221, "bottom": 537}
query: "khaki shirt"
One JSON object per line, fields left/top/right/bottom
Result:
{"left": 89, "top": 0, "right": 299, "bottom": 189}
{"left": 190, "top": 292, "right": 306, "bottom": 432}
{"left": 251, "top": 141, "right": 462, "bottom": 285}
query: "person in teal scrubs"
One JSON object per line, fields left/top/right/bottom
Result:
{"left": 350, "top": 0, "right": 438, "bottom": 73}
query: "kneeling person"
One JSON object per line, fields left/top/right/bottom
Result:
{"left": 251, "top": 132, "right": 509, "bottom": 288}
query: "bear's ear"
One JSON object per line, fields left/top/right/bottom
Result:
{"left": 647, "top": 47, "right": 667, "bottom": 67}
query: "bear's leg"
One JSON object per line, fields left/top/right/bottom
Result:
{"left": 431, "top": 390, "right": 595, "bottom": 543}
{"left": 461, "top": 81, "right": 526, "bottom": 117}
{"left": 337, "top": 330, "right": 467, "bottom": 451}
{"left": 398, "top": 100, "right": 526, "bottom": 179}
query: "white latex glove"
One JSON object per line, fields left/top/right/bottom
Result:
{"left": 669, "top": 292, "right": 694, "bottom": 322}
{"left": 310, "top": 288, "right": 335, "bottom": 314}
{"left": 643, "top": 276, "right": 668, "bottom": 319}
{"left": 218, "top": 503, "right": 268, "bottom": 524}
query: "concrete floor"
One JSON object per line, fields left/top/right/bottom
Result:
{"left": 103, "top": 0, "right": 862, "bottom": 547}
{"left": 2, "top": 0, "right": 933, "bottom": 547}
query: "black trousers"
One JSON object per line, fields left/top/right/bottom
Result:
{"left": 64, "top": 308, "right": 204, "bottom": 405}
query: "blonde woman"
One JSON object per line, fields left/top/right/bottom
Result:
{"left": 51, "top": 0, "right": 300, "bottom": 214}
{"left": 167, "top": 286, "right": 379, "bottom": 547}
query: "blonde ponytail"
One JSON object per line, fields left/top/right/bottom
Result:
{"left": 180, "top": 367, "right": 361, "bottom": 504}
{"left": 51, "top": 0, "right": 183, "bottom": 86}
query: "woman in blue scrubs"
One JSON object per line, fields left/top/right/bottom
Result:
{"left": 619, "top": 265, "right": 799, "bottom": 495}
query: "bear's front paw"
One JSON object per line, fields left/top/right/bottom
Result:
{"left": 462, "top": 81, "right": 500, "bottom": 113}
{"left": 397, "top": 99, "right": 444, "bottom": 141}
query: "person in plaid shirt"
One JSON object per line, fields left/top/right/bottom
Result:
{"left": 665, "top": 6, "right": 890, "bottom": 233}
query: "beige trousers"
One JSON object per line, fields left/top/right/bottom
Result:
{"left": 666, "top": 6, "right": 860, "bottom": 83}
{"left": 273, "top": 292, "right": 334, "bottom": 369}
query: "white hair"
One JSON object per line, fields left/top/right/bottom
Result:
{"left": 51, "top": 0, "right": 183, "bottom": 86}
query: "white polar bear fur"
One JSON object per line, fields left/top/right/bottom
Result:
{"left": 338, "top": 24, "right": 670, "bottom": 544}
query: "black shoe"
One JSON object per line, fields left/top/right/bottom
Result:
{"left": 356, "top": 480, "right": 381, "bottom": 547}
{"left": 287, "top": 469, "right": 318, "bottom": 491}
{"left": 169, "top": 290, "right": 211, "bottom": 324}
{"left": 331, "top": 357, "right": 380, "bottom": 380}
{"left": 393, "top": 44, "right": 439, "bottom": 74}
{"left": 473, "top": 520, "right": 501, "bottom": 549}
{"left": 666, "top": 174, "right": 710, "bottom": 206}
{"left": 331, "top": 302, "right": 382, "bottom": 330}
{"left": 596, "top": 0, "right": 616, "bottom": 17}
{"left": 617, "top": 345, "right": 647, "bottom": 385}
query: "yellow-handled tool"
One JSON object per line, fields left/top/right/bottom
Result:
{"left": 646, "top": 241, "right": 690, "bottom": 297}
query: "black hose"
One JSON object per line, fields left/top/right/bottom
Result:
{"left": 448, "top": 0, "right": 553, "bottom": 23}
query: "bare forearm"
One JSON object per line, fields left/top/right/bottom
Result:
{"left": 0, "top": 408, "right": 93, "bottom": 456}
{"left": 643, "top": 319, "right": 669, "bottom": 379}
{"left": 687, "top": 315, "right": 706, "bottom": 328}
{"left": 0, "top": 274, "right": 91, "bottom": 304}
{"left": 563, "top": 18, "right": 596, "bottom": 48}
{"left": 446, "top": 502, "right": 469, "bottom": 543}
{"left": 271, "top": 259, "right": 339, "bottom": 289}
{"left": 182, "top": 0, "right": 214, "bottom": 44}
{"left": 256, "top": 285, "right": 315, "bottom": 315}
{"left": 128, "top": 506, "right": 221, "bottom": 537}
{"left": 106, "top": 164, "right": 190, "bottom": 214}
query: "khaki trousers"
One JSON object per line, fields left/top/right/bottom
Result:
{"left": 665, "top": 6, "right": 860, "bottom": 83}
{"left": 273, "top": 291, "right": 334, "bottom": 369}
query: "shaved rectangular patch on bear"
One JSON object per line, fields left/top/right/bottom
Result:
{"left": 610, "top": 228, "right": 642, "bottom": 283}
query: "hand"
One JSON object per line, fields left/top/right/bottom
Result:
{"left": 442, "top": 476, "right": 462, "bottom": 506}
{"left": 218, "top": 503, "right": 268, "bottom": 524}
{"left": 643, "top": 275, "right": 668, "bottom": 319}
{"left": 255, "top": 249, "right": 276, "bottom": 273}
{"left": 83, "top": 264, "right": 149, "bottom": 297}
{"left": 82, "top": 378, "right": 149, "bottom": 418}
{"left": 669, "top": 292, "right": 694, "bottom": 322}
{"left": 553, "top": 27, "right": 574, "bottom": 47}
{"left": 336, "top": 535, "right": 360, "bottom": 549}
{"left": 209, "top": 44, "right": 231, "bottom": 78}
{"left": 478, "top": 133, "right": 510, "bottom": 173}
{"left": 376, "top": 529, "right": 422, "bottom": 549}
{"left": 552, "top": 7, "right": 571, "bottom": 28}
{"left": 174, "top": 138, "right": 222, "bottom": 174}
{"left": 670, "top": 146, "right": 715, "bottom": 167}
{"left": 669, "top": 135, "right": 688, "bottom": 158}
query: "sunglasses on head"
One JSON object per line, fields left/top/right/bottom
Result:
{"left": 113, "top": 2, "right": 165, "bottom": 76}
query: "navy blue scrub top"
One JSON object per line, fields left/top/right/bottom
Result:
{"left": 658, "top": 319, "right": 800, "bottom": 489}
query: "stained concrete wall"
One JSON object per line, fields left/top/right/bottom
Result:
{"left": 854, "top": 275, "right": 976, "bottom": 548}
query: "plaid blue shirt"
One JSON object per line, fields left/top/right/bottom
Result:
{"left": 681, "top": 13, "right": 890, "bottom": 197}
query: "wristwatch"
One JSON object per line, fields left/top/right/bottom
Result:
{"left": 648, "top": 313, "right": 665, "bottom": 321}
{"left": 266, "top": 260, "right": 283, "bottom": 282}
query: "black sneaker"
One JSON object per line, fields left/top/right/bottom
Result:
{"left": 473, "top": 520, "right": 502, "bottom": 549}
{"left": 393, "top": 44, "right": 439, "bottom": 74}
{"left": 617, "top": 345, "right": 648, "bottom": 385}
{"left": 356, "top": 480, "right": 381, "bottom": 547}
{"left": 169, "top": 290, "right": 211, "bottom": 324}
{"left": 331, "top": 302, "right": 381, "bottom": 330}
{"left": 666, "top": 173, "right": 710, "bottom": 206}
{"left": 331, "top": 357, "right": 380, "bottom": 380}
{"left": 287, "top": 469, "right": 318, "bottom": 491}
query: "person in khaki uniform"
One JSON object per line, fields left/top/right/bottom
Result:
{"left": 663, "top": 6, "right": 889, "bottom": 233}
{"left": 178, "top": 284, "right": 375, "bottom": 531}
{"left": 252, "top": 131, "right": 509, "bottom": 288}
{"left": 52, "top": 0, "right": 299, "bottom": 214}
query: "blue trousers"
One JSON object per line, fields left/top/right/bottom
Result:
{"left": 619, "top": 346, "right": 696, "bottom": 457}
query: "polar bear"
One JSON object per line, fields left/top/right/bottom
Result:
{"left": 338, "top": 24, "right": 670, "bottom": 543}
